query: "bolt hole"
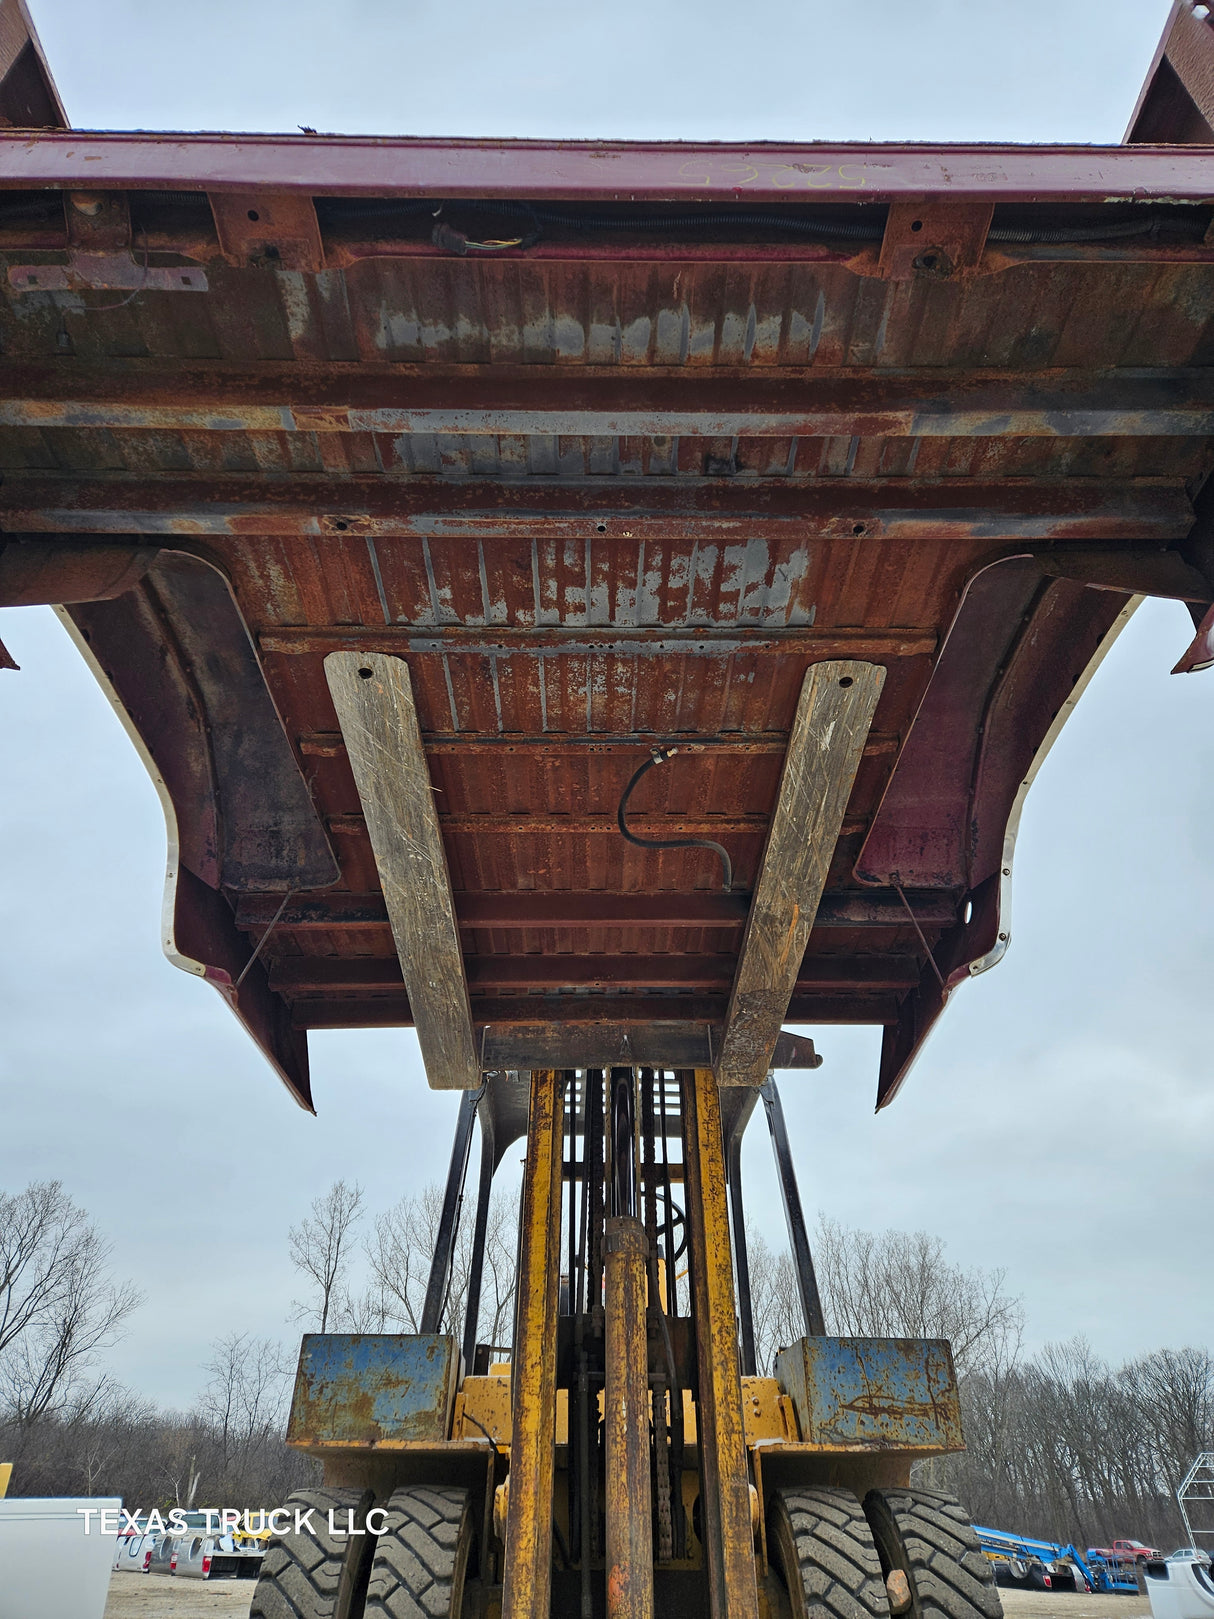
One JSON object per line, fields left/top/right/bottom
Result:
{"left": 596, "top": 522, "right": 607, "bottom": 533}
{"left": 852, "top": 522, "right": 866, "bottom": 536}
{"left": 910, "top": 219, "right": 923, "bottom": 231}
{"left": 334, "top": 520, "right": 349, "bottom": 531}
{"left": 358, "top": 667, "right": 373, "bottom": 680}
{"left": 247, "top": 209, "right": 260, "bottom": 222}
{"left": 838, "top": 676, "right": 854, "bottom": 688}
{"left": 921, "top": 253, "right": 938, "bottom": 270}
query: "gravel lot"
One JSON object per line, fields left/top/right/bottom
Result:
{"left": 998, "top": 1591, "right": 1148, "bottom": 1619}
{"left": 102, "top": 1576, "right": 1152, "bottom": 1619}
{"left": 104, "top": 1574, "right": 256, "bottom": 1616}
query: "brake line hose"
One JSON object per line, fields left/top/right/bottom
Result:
{"left": 616, "top": 747, "right": 733, "bottom": 892}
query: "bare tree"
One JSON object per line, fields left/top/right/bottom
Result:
{"left": 363, "top": 1181, "right": 519, "bottom": 1349}
{"left": 745, "top": 1227, "right": 803, "bottom": 1375}
{"left": 813, "top": 1216, "right": 1024, "bottom": 1377}
{"left": 0, "top": 1181, "right": 141, "bottom": 1423}
{"left": 944, "top": 1337, "right": 1214, "bottom": 1546}
{"left": 288, "top": 1180, "right": 364, "bottom": 1332}
{"left": 199, "top": 1332, "right": 292, "bottom": 1495}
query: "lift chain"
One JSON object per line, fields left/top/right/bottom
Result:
{"left": 651, "top": 1369, "right": 673, "bottom": 1562}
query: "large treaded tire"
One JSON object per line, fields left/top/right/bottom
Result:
{"left": 863, "top": 1488, "right": 1003, "bottom": 1619}
{"left": 768, "top": 1486, "right": 893, "bottom": 1619}
{"left": 250, "top": 1486, "right": 376, "bottom": 1619}
{"left": 363, "top": 1485, "right": 474, "bottom": 1619}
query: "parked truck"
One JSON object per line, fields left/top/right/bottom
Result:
{"left": 1090, "top": 1540, "right": 1166, "bottom": 1565}
{"left": 3, "top": 1, "right": 1214, "bottom": 1616}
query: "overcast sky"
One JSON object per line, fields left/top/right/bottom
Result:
{"left": 3, "top": 0, "right": 1210, "bottom": 1410}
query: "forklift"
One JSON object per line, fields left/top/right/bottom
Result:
{"left": 255, "top": 1064, "right": 998, "bottom": 1619}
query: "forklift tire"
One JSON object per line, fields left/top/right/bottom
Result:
{"left": 863, "top": 1488, "right": 1003, "bottom": 1619}
{"left": 249, "top": 1486, "right": 377, "bottom": 1619}
{"left": 768, "top": 1486, "right": 893, "bottom": 1619}
{"left": 362, "top": 1485, "right": 474, "bottom": 1619}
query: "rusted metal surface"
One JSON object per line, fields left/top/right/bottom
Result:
{"left": 604, "top": 1215, "right": 654, "bottom": 1619}
{"left": 0, "top": 538, "right": 158, "bottom": 604}
{"left": 3, "top": 56, "right": 1214, "bottom": 1104}
{"left": 683, "top": 1068, "right": 761, "bottom": 1619}
{"left": 286, "top": 1333, "right": 459, "bottom": 1448}
{"left": 502, "top": 1071, "right": 564, "bottom": 1619}
{"left": 0, "top": 0, "right": 67, "bottom": 131}
{"left": 773, "top": 1337, "right": 963, "bottom": 1455}
{"left": 10, "top": 367, "right": 1214, "bottom": 439}
{"left": 1127, "top": 3, "right": 1214, "bottom": 143}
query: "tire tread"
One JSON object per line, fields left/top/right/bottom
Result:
{"left": 770, "top": 1486, "right": 893, "bottom": 1619}
{"left": 250, "top": 1487, "right": 375, "bottom": 1619}
{"left": 363, "top": 1485, "right": 473, "bottom": 1619}
{"left": 864, "top": 1487, "right": 1003, "bottom": 1619}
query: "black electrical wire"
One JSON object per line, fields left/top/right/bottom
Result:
{"left": 616, "top": 747, "right": 733, "bottom": 892}
{"left": 988, "top": 215, "right": 1179, "bottom": 243}
{"left": 318, "top": 195, "right": 1206, "bottom": 247}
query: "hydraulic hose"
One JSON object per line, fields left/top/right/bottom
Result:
{"left": 616, "top": 746, "right": 733, "bottom": 892}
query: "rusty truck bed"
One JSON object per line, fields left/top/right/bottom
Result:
{"left": 3, "top": 1, "right": 1213, "bottom": 1111}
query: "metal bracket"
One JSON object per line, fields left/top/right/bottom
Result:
{"left": 877, "top": 199, "right": 995, "bottom": 281}
{"left": 8, "top": 254, "right": 207, "bottom": 293}
{"left": 9, "top": 190, "right": 208, "bottom": 293}
{"left": 209, "top": 191, "right": 325, "bottom": 271}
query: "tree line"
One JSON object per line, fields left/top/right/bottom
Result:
{"left": 2, "top": 1172, "right": 1210, "bottom": 1550}
{"left": 0, "top": 1174, "right": 516, "bottom": 1508}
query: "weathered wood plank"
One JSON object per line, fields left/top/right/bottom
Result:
{"left": 716, "top": 660, "right": 887, "bottom": 1087}
{"left": 323, "top": 650, "right": 479, "bottom": 1090}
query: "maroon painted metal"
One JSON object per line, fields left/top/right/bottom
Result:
{"left": 4, "top": 132, "right": 1214, "bottom": 202}
{"left": 1127, "top": 2, "right": 1214, "bottom": 143}
{"left": 3, "top": 6, "right": 1213, "bottom": 1111}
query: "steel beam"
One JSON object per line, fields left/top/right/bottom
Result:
{"left": 502, "top": 1070, "right": 565, "bottom": 1619}
{"left": 268, "top": 628, "right": 937, "bottom": 662}
{"left": 4, "top": 369, "right": 1214, "bottom": 439}
{"left": 324, "top": 650, "right": 479, "bottom": 1090}
{"left": 419, "top": 1087, "right": 481, "bottom": 1333}
{"left": 288, "top": 991, "right": 905, "bottom": 1029}
{"left": 236, "top": 887, "right": 958, "bottom": 933}
{"left": 0, "top": 472, "right": 1190, "bottom": 542}
{"left": 760, "top": 1077, "right": 826, "bottom": 1338}
{"left": 682, "top": 1067, "right": 760, "bottom": 1619}
{"left": 3, "top": 131, "right": 1214, "bottom": 201}
{"left": 268, "top": 953, "right": 922, "bottom": 994}
{"left": 717, "top": 660, "right": 886, "bottom": 1086}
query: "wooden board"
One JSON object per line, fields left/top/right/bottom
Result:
{"left": 324, "top": 651, "right": 479, "bottom": 1090}
{"left": 716, "top": 660, "right": 886, "bottom": 1087}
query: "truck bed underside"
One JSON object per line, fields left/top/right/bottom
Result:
{"left": 4, "top": 123, "right": 1214, "bottom": 1108}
